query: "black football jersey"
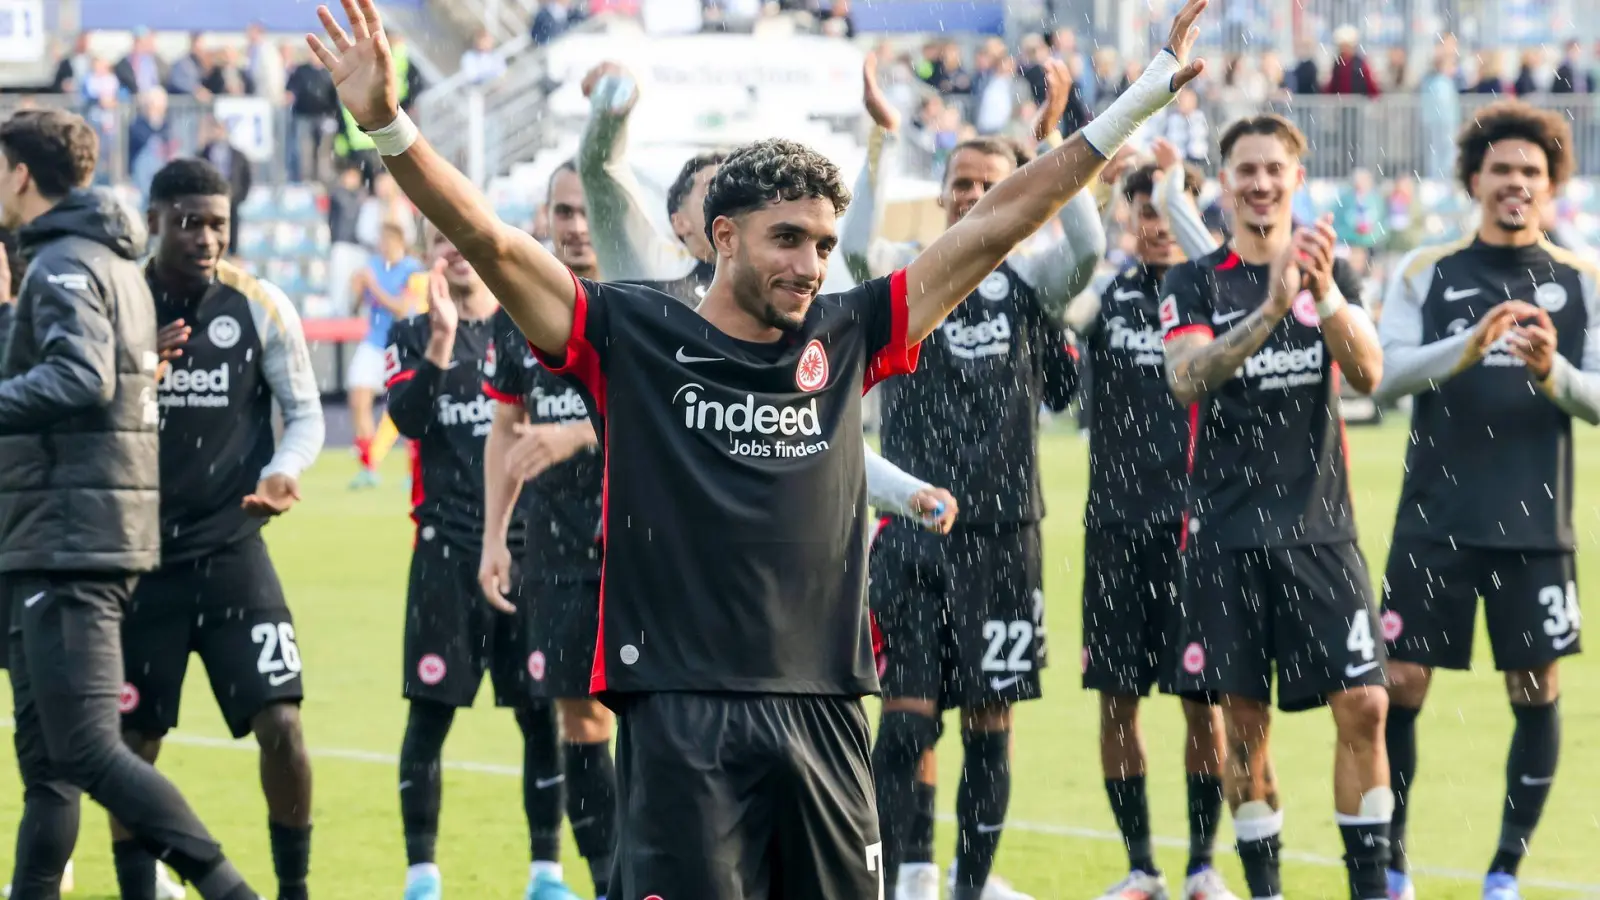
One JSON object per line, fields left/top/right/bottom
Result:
{"left": 1159, "top": 247, "right": 1366, "bottom": 549}
{"left": 877, "top": 262, "right": 1053, "bottom": 524}
{"left": 485, "top": 308, "right": 603, "bottom": 578}
{"left": 386, "top": 314, "right": 502, "bottom": 551}
{"left": 1082, "top": 263, "right": 1189, "bottom": 529}
{"left": 537, "top": 271, "right": 918, "bottom": 696}
{"left": 150, "top": 263, "right": 322, "bottom": 563}
{"left": 1382, "top": 238, "right": 1599, "bottom": 550}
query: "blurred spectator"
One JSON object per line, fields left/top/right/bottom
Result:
{"left": 327, "top": 163, "right": 367, "bottom": 315}
{"left": 166, "top": 32, "right": 213, "bottom": 99}
{"left": 287, "top": 49, "right": 339, "bottom": 183}
{"left": 1473, "top": 51, "right": 1507, "bottom": 94}
{"left": 972, "top": 43, "right": 1017, "bottom": 135}
{"left": 201, "top": 117, "right": 254, "bottom": 255}
{"left": 389, "top": 33, "right": 427, "bottom": 114}
{"left": 1214, "top": 54, "right": 1267, "bottom": 124}
{"left": 1335, "top": 168, "right": 1382, "bottom": 251}
{"left": 356, "top": 171, "right": 419, "bottom": 250}
{"left": 246, "top": 23, "right": 288, "bottom": 101}
{"left": 82, "top": 57, "right": 125, "bottom": 105}
{"left": 1052, "top": 27, "right": 1094, "bottom": 107}
{"left": 1155, "top": 89, "right": 1209, "bottom": 164}
{"left": 128, "top": 88, "right": 178, "bottom": 201}
{"left": 85, "top": 89, "right": 123, "bottom": 186}
{"left": 1289, "top": 38, "right": 1320, "bottom": 94}
{"left": 1513, "top": 48, "right": 1541, "bottom": 95}
{"left": 1019, "top": 34, "right": 1051, "bottom": 103}
{"left": 914, "top": 42, "right": 944, "bottom": 86}
{"left": 1419, "top": 50, "right": 1461, "bottom": 180}
{"left": 934, "top": 43, "right": 972, "bottom": 95}
{"left": 52, "top": 33, "right": 94, "bottom": 94}
{"left": 116, "top": 28, "right": 168, "bottom": 96}
{"left": 1091, "top": 48, "right": 1120, "bottom": 101}
{"left": 820, "top": 0, "right": 855, "bottom": 39}
{"left": 205, "top": 46, "right": 256, "bottom": 96}
{"left": 1553, "top": 40, "right": 1593, "bottom": 93}
{"left": 532, "top": 0, "right": 574, "bottom": 45}
{"left": 460, "top": 30, "right": 506, "bottom": 85}
{"left": 1327, "top": 26, "right": 1379, "bottom": 97}
{"left": 1385, "top": 175, "right": 1423, "bottom": 253}
{"left": 1385, "top": 46, "right": 1411, "bottom": 92}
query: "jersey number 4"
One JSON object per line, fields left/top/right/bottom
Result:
{"left": 982, "top": 620, "right": 1035, "bottom": 673}
{"left": 252, "top": 622, "right": 303, "bottom": 678}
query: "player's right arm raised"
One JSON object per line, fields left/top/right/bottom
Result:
{"left": 902, "top": 0, "right": 1208, "bottom": 344}
{"left": 308, "top": 0, "right": 574, "bottom": 356}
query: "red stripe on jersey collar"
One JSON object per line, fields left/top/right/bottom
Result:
{"left": 1215, "top": 250, "right": 1241, "bottom": 271}
{"left": 1163, "top": 323, "right": 1214, "bottom": 344}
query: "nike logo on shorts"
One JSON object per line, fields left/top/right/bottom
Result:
{"left": 1553, "top": 633, "right": 1579, "bottom": 651}
{"left": 1519, "top": 774, "right": 1555, "bottom": 786}
{"left": 989, "top": 675, "right": 1022, "bottom": 691}
{"left": 1344, "top": 661, "right": 1381, "bottom": 678}
{"left": 268, "top": 672, "right": 300, "bottom": 687}
{"left": 675, "top": 347, "right": 725, "bottom": 364}
{"left": 535, "top": 775, "right": 566, "bottom": 789}
{"left": 22, "top": 591, "right": 44, "bottom": 608}
{"left": 975, "top": 822, "right": 1005, "bottom": 834}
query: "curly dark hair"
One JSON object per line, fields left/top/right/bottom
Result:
{"left": 1455, "top": 99, "right": 1573, "bottom": 196}
{"left": 1218, "top": 114, "right": 1308, "bottom": 163}
{"left": 702, "top": 139, "right": 850, "bottom": 244}
{"left": 1123, "top": 161, "right": 1204, "bottom": 203}
{"left": 0, "top": 108, "right": 98, "bottom": 199}
{"left": 667, "top": 151, "right": 726, "bottom": 219}
{"left": 149, "top": 158, "right": 231, "bottom": 205}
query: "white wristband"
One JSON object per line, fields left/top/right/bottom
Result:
{"left": 1080, "top": 49, "right": 1182, "bottom": 158}
{"left": 1316, "top": 284, "right": 1347, "bottom": 320}
{"left": 365, "top": 110, "right": 420, "bottom": 157}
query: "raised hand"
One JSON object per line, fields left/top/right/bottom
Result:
{"left": 1508, "top": 305, "right": 1559, "bottom": 379}
{"left": 862, "top": 49, "right": 901, "bottom": 133}
{"left": 582, "top": 61, "right": 638, "bottom": 116}
{"left": 1031, "top": 58, "right": 1071, "bottom": 144}
{"left": 307, "top": 0, "right": 398, "bottom": 131}
{"left": 1165, "top": 0, "right": 1209, "bottom": 90}
{"left": 1151, "top": 137, "right": 1183, "bottom": 172}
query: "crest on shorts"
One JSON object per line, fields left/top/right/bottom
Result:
{"left": 207, "top": 315, "right": 242, "bottom": 350}
{"left": 795, "top": 339, "right": 829, "bottom": 393}
{"left": 1181, "top": 642, "right": 1206, "bottom": 675}
{"left": 1291, "top": 290, "right": 1320, "bottom": 327}
{"left": 1535, "top": 282, "right": 1568, "bottom": 312}
{"left": 977, "top": 271, "right": 1011, "bottom": 301}
{"left": 119, "top": 682, "right": 141, "bottom": 713}
{"left": 527, "top": 650, "right": 546, "bottom": 681}
{"left": 418, "top": 653, "right": 447, "bottom": 685}
{"left": 1381, "top": 609, "right": 1404, "bottom": 643}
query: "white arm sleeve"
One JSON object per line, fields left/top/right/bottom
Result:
{"left": 1540, "top": 269, "right": 1600, "bottom": 425}
{"left": 864, "top": 443, "right": 930, "bottom": 518}
{"left": 1371, "top": 248, "right": 1474, "bottom": 405}
{"left": 1154, "top": 162, "right": 1220, "bottom": 262}
{"left": 252, "top": 279, "right": 326, "bottom": 480}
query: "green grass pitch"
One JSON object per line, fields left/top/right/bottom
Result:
{"left": 2, "top": 421, "right": 1597, "bottom": 899}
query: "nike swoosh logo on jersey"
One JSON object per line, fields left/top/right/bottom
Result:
{"left": 1553, "top": 632, "right": 1579, "bottom": 650}
{"left": 1113, "top": 288, "right": 1144, "bottom": 301}
{"left": 22, "top": 591, "right": 44, "bottom": 608}
{"left": 989, "top": 675, "right": 1022, "bottom": 691}
{"left": 676, "top": 347, "right": 725, "bottom": 364}
{"left": 1211, "top": 309, "right": 1248, "bottom": 325}
{"left": 1519, "top": 774, "right": 1555, "bottom": 786}
{"left": 1443, "top": 286, "right": 1480, "bottom": 301}
{"left": 267, "top": 672, "right": 300, "bottom": 687}
{"left": 1344, "top": 661, "right": 1381, "bottom": 678}
{"left": 398, "top": 780, "right": 413, "bottom": 790}
{"left": 975, "top": 822, "right": 1005, "bottom": 834}
{"left": 535, "top": 775, "right": 566, "bottom": 789}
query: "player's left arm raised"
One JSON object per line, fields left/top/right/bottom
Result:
{"left": 244, "top": 280, "right": 327, "bottom": 518}
{"left": 1519, "top": 274, "right": 1600, "bottom": 425}
{"left": 1297, "top": 217, "right": 1382, "bottom": 394}
{"left": 901, "top": 0, "right": 1207, "bottom": 344}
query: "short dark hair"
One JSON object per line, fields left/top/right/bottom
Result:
{"left": 0, "top": 109, "right": 98, "bottom": 199}
{"left": 546, "top": 158, "right": 578, "bottom": 205}
{"left": 1123, "top": 162, "right": 1204, "bottom": 203}
{"left": 1218, "top": 114, "right": 1308, "bottom": 163}
{"left": 702, "top": 139, "right": 850, "bottom": 243}
{"left": 667, "top": 151, "right": 726, "bottom": 219}
{"left": 1455, "top": 99, "right": 1574, "bottom": 195}
{"left": 148, "top": 158, "right": 231, "bottom": 205}
{"left": 941, "top": 136, "right": 1025, "bottom": 184}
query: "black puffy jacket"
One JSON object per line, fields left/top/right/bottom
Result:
{"left": 0, "top": 189, "right": 160, "bottom": 573}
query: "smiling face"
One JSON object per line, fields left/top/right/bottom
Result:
{"left": 1471, "top": 138, "right": 1550, "bottom": 235}
{"left": 715, "top": 195, "right": 837, "bottom": 333}
{"left": 150, "top": 194, "right": 230, "bottom": 287}
{"left": 941, "top": 144, "right": 1016, "bottom": 228}
{"left": 428, "top": 226, "right": 481, "bottom": 295}
{"left": 1220, "top": 132, "right": 1304, "bottom": 234}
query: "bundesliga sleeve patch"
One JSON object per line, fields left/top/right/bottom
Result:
{"left": 383, "top": 344, "right": 402, "bottom": 382}
{"left": 1158, "top": 295, "right": 1179, "bottom": 332}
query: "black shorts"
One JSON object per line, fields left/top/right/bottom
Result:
{"left": 1381, "top": 536, "right": 1581, "bottom": 671}
{"left": 1082, "top": 523, "right": 1185, "bottom": 696}
{"left": 0, "top": 573, "right": 11, "bottom": 670}
{"left": 121, "top": 535, "right": 302, "bottom": 739}
{"left": 870, "top": 520, "right": 1045, "bottom": 710}
{"left": 1176, "top": 541, "right": 1385, "bottom": 712}
{"left": 520, "top": 574, "right": 601, "bottom": 700}
{"left": 404, "top": 526, "right": 530, "bottom": 708}
{"left": 610, "top": 692, "right": 882, "bottom": 900}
